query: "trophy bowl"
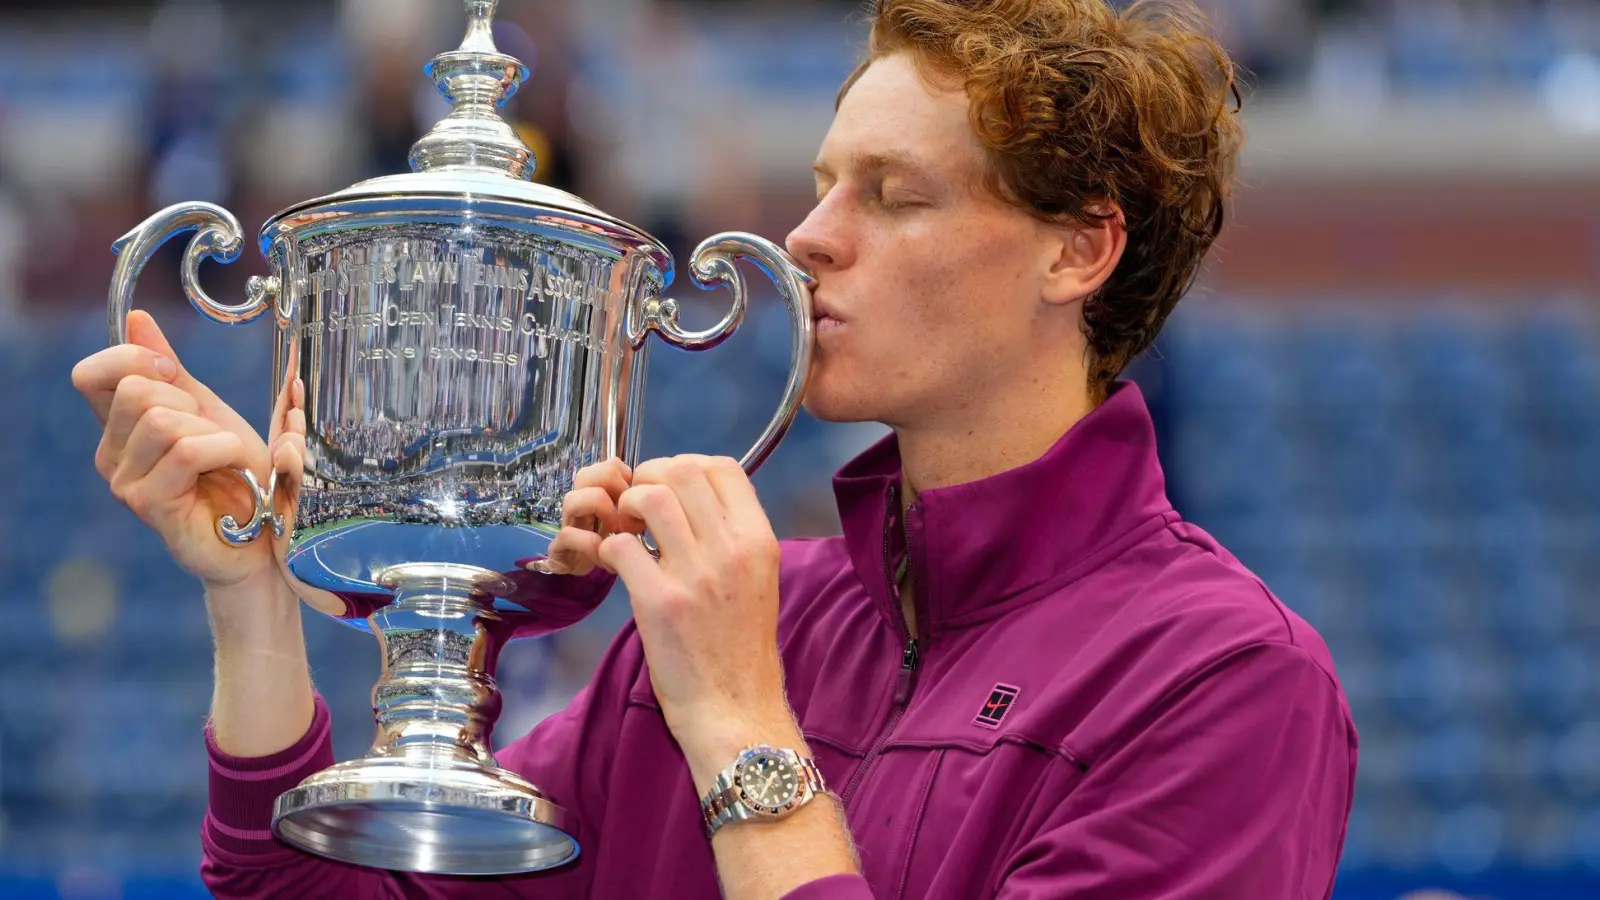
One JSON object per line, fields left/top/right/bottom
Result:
{"left": 104, "top": 0, "right": 813, "bottom": 876}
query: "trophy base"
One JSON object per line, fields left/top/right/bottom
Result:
{"left": 271, "top": 754, "right": 578, "bottom": 875}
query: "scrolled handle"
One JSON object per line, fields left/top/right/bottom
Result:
{"left": 107, "top": 200, "right": 282, "bottom": 546}
{"left": 628, "top": 233, "right": 815, "bottom": 560}
{"left": 218, "top": 469, "right": 286, "bottom": 546}
{"left": 643, "top": 232, "right": 816, "bottom": 474}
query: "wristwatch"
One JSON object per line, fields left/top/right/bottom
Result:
{"left": 700, "top": 745, "right": 828, "bottom": 839}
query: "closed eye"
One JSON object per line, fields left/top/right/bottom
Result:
{"left": 874, "top": 186, "right": 929, "bottom": 211}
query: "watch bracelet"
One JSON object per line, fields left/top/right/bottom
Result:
{"left": 700, "top": 751, "right": 827, "bottom": 839}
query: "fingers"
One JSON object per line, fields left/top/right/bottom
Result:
{"left": 632, "top": 456, "right": 726, "bottom": 542}
{"left": 125, "top": 309, "right": 199, "bottom": 393}
{"left": 697, "top": 456, "right": 776, "bottom": 559}
{"left": 269, "top": 369, "right": 296, "bottom": 443}
{"left": 74, "top": 310, "right": 218, "bottom": 429}
{"left": 272, "top": 429, "right": 306, "bottom": 495}
{"left": 117, "top": 431, "right": 251, "bottom": 523}
{"left": 543, "top": 527, "right": 606, "bottom": 576}
{"left": 574, "top": 457, "right": 632, "bottom": 496}
{"left": 72, "top": 344, "right": 179, "bottom": 425}
{"left": 562, "top": 485, "right": 626, "bottom": 536}
{"left": 276, "top": 377, "right": 308, "bottom": 450}
{"left": 95, "top": 377, "right": 201, "bottom": 479}
{"left": 617, "top": 483, "right": 697, "bottom": 565}
{"left": 566, "top": 458, "right": 632, "bottom": 536}
{"left": 79, "top": 313, "right": 262, "bottom": 460}
{"left": 695, "top": 456, "right": 764, "bottom": 523}
{"left": 125, "top": 311, "right": 243, "bottom": 427}
{"left": 535, "top": 457, "right": 633, "bottom": 575}
{"left": 598, "top": 531, "right": 671, "bottom": 597}
{"left": 114, "top": 407, "right": 221, "bottom": 484}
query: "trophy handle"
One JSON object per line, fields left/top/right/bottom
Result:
{"left": 108, "top": 200, "right": 284, "bottom": 546}
{"left": 643, "top": 232, "right": 816, "bottom": 474}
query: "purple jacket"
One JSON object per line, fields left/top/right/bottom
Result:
{"left": 201, "top": 382, "right": 1357, "bottom": 899}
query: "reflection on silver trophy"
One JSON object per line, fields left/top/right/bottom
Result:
{"left": 104, "top": 0, "right": 814, "bottom": 876}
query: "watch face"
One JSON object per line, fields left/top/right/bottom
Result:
{"left": 736, "top": 751, "right": 801, "bottom": 813}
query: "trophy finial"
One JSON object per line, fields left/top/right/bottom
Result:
{"left": 408, "top": 0, "right": 536, "bottom": 180}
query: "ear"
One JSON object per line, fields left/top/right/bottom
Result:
{"left": 1041, "top": 206, "right": 1126, "bottom": 307}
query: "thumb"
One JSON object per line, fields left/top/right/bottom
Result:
{"left": 126, "top": 309, "right": 221, "bottom": 404}
{"left": 124, "top": 310, "right": 267, "bottom": 455}
{"left": 125, "top": 309, "right": 187, "bottom": 379}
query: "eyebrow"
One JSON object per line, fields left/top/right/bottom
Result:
{"left": 811, "top": 150, "right": 937, "bottom": 180}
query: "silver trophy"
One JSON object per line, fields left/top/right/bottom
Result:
{"left": 105, "top": 0, "right": 813, "bottom": 876}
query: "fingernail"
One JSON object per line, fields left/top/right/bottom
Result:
{"left": 153, "top": 356, "right": 177, "bottom": 380}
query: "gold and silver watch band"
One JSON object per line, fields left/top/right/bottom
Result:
{"left": 700, "top": 749, "right": 827, "bottom": 839}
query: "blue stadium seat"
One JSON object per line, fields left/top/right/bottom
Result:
{"left": 1484, "top": 566, "right": 1570, "bottom": 652}
{"left": 1428, "top": 801, "right": 1506, "bottom": 875}
{"left": 1568, "top": 803, "right": 1600, "bottom": 868}
{"left": 1364, "top": 561, "right": 1452, "bottom": 648}
{"left": 1512, "top": 643, "right": 1590, "bottom": 731}
{"left": 1384, "top": 643, "right": 1470, "bottom": 724}
{"left": 1410, "top": 720, "right": 1489, "bottom": 804}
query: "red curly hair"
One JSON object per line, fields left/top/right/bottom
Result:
{"left": 840, "top": 0, "right": 1243, "bottom": 398}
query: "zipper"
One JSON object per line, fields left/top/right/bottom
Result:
{"left": 841, "top": 483, "right": 924, "bottom": 805}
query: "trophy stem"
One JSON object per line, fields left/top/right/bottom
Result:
{"left": 366, "top": 566, "right": 512, "bottom": 767}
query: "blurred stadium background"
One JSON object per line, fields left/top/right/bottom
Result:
{"left": 1, "top": 0, "right": 1598, "bottom": 897}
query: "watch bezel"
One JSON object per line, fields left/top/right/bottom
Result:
{"left": 730, "top": 748, "right": 804, "bottom": 816}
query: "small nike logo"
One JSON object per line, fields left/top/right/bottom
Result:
{"left": 974, "top": 683, "right": 1020, "bottom": 730}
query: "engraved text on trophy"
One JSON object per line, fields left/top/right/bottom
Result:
{"left": 297, "top": 252, "right": 616, "bottom": 365}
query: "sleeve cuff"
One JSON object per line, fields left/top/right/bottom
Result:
{"left": 203, "top": 694, "right": 334, "bottom": 855}
{"left": 780, "top": 874, "right": 874, "bottom": 900}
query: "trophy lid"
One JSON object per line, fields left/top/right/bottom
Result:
{"left": 264, "top": 0, "right": 663, "bottom": 256}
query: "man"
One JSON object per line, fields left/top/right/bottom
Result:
{"left": 72, "top": 1, "right": 1356, "bottom": 898}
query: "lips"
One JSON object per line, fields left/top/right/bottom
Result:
{"left": 811, "top": 306, "right": 845, "bottom": 335}
{"left": 810, "top": 295, "right": 844, "bottom": 326}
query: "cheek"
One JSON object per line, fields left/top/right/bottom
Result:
{"left": 891, "top": 226, "right": 1034, "bottom": 342}
{"left": 832, "top": 213, "right": 1038, "bottom": 383}
{"left": 806, "top": 222, "right": 1034, "bottom": 418}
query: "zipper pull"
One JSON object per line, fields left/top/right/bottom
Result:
{"left": 894, "top": 639, "right": 920, "bottom": 704}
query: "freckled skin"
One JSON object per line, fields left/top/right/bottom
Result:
{"left": 786, "top": 54, "right": 1083, "bottom": 434}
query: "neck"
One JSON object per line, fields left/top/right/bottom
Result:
{"left": 893, "top": 371, "right": 1097, "bottom": 505}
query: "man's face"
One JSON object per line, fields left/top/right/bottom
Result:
{"left": 787, "top": 53, "right": 1069, "bottom": 428}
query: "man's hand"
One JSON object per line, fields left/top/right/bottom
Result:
{"left": 72, "top": 309, "right": 291, "bottom": 596}
{"left": 596, "top": 454, "right": 796, "bottom": 790}
{"left": 599, "top": 455, "right": 861, "bottom": 899}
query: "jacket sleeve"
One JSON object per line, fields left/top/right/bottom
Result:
{"left": 995, "top": 641, "right": 1357, "bottom": 900}
{"left": 200, "top": 612, "right": 646, "bottom": 900}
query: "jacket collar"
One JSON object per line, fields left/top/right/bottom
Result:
{"left": 832, "top": 381, "right": 1175, "bottom": 633}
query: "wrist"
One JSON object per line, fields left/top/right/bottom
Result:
{"left": 204, "top": 570, "right": 301, "bottom": 646}
{"left": 683, "top": 714, "right": 809, "bottom": 797}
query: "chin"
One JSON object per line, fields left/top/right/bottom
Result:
{"left": 800, "top": 375, "right": 881, "bottom": 424}
{"left": 801, "top": 399, "right": 871, "bottom": 424}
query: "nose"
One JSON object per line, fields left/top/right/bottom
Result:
{"left": 785, "top": 197, "right": 851, "bottom": 272}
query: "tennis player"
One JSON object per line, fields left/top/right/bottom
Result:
{"left": 72, "top": 1, "right": 1356, "bottom": 898}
